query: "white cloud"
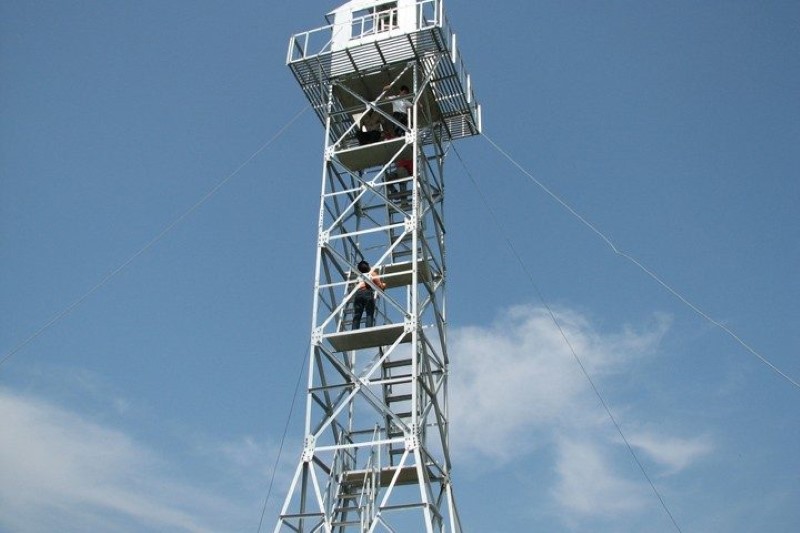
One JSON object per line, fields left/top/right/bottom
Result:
{"left": 447, "top": 305, "right": 709, "bottom": 524}
{"left": 449, "top": 305, "right": 669, "bottom": 462}
{"left": 0, "top": 388, "right": 250, "bottom": 533}
{"left": 213, "top": 433, "right": 299, "bottom": 498}
{"left": 627, "top": 431, "right": 714, "bottom": 475}
{"left": 219, "top": 435, "right": 270, "bottom": 471}
{"left": 552, "top": 437, "right": 648, "bottom": 517}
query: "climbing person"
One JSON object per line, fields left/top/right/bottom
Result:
{"left": 385, "top": 158, "right": 413, "bottom": 196}
{"left": 383, "top": 84, "right": 412, "bottom": 135}
{"left": 356, "top": 109, "right": 383, "bottom": 145}
{"left": 352, "top": 260, "right": 386, "bottom": 330}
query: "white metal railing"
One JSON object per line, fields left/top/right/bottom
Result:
{"left": 287, "top": 0, "right": 441, "bottom": 64}
{"left": 440, "top": 13, "right": 476, "bottom": 108}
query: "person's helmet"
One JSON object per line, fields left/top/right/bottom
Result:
{"left": 357, "top": 260, "right": 370, "bottom": 273}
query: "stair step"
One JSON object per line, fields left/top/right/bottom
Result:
{"left": 387, "top": 430, "right": 405, "bottom": 438}
{"left": 386, "top": 393, "right": 412, "bottom": 403}
{"left": 383, "top": 358, "right": 412, "bottom": 369}
{"left": 388, "top": 190, "right": 412, "bottom": 200}
{"left": 331, "top": 520, "right": 362, "bottom": 527}
{"left": 382, "top": 373, "right": 413, "bottom": 383}
{"left": 389, "top": 231, "right": 413, "bottom": 241}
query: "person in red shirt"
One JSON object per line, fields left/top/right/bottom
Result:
{"left": 386, "top": 158, "right": 413, "bottom": 196}
{"left": 396, "top": 158, "right": 413, "bottom": 176}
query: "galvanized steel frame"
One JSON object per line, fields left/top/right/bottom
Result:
{"left": 276, "top": 3, "right": 476, "bottom": 531}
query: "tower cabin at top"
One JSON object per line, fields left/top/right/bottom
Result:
{"left": 287, "top": 0, "right": 481, "bottom": 143}
{"left": 328, "top": 0, "right": 420, "bottom": 50}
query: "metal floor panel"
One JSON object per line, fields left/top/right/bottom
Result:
{"left": 326, "top": 323, "right": 412, "bottom": 352}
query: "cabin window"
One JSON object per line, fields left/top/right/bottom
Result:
{"left": 351, "top": 2, "right": 398, "bottom": 39}
{"left": 351, "top": 8, "right": 375, "bottom": 38}
{"left": 376, "top": 2, "right": 398, "bottom": 32}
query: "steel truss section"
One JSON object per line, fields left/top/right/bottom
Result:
{"left": 277, "top": 3, "right": 477, "bottom": 531}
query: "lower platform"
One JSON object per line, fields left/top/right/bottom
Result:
{"left": 342, "top": 466, "right": 429, "bottom": 488}
{"left": 327, "top": 323, "right": 412, "bottom": 352}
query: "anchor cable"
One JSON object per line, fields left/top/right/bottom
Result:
{"left": 256, "top": 343, "right": 310, "bottom": 533}
{"left": 479, "top": 130, "right": 799, "bottom": 391}
{"left": 453, "top": 145, "right": 684, "bottom": 533}
{"left": 1, "top": 105, "right": 310, "bottom": 370}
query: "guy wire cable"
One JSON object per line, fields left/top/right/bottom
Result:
{"left": 0, "top": 105, "right": 310, "bottom": 370}
{"left": 478, "top": 129, "right": 799, "bottom": 391}
{"left": 256, "top": 342, "right": 310, "bottom": 533}
{"left": 453, "top": 144, "right": 684, "bottom": 533}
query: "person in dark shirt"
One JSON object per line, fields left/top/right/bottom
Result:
{"left": 352, "top": 260, "right": 386, "bottom": 330}
{"left": 356, "top": 109, "right": 383, "bottom": 145}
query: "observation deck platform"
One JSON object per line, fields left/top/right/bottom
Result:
{"left": 287, "top": 0, "right": 480, "bottom": 142}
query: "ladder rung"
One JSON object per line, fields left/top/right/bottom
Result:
{"left": 383, "top": 358, "right": 412, "bottom": 369}
{"left": 331, "top": 520, "right": 361, "bottom": 527}
{"left": 388, "top": 190, "right": 412, "bottom": 200}
{"left": 334, "top": 506, "right": 361, "bottom": 513}
{"left": 387, "top": 424, "right": 411, "bottom": 439}
{"left": 382, "top": 373, "right": 412, "bottom": 382}
{"left": 386, "top": 393, "right": 412, "bottom": 403}
{"left": 389, "top": 231, "right": 413, "bottom": 241}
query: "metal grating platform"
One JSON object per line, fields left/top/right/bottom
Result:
{"left": 342, "top": 465, "right": 436, "bottom": 488}
{"left": 326, "top": 323, "right": 412, "bottom": 352}
{"left": 380, "top": 260, "right": 433, "bottom": 289}
{"left": 287, "top": 3, "right": 480, "bottom": 143}
{"left": 335, "top": 137, "right": 413, "bottom": 171}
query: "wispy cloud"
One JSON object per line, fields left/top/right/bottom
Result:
{"left": 551, "top": 437, "right": 648, "bottom": 517}
{"left": 449, "top": 305, "right": 670, "bottom": 460}
{"left": 0, "top": 388, "right": 253, "bottom": 532}
{"left": 448, "top": 305, "right": 709, "bottom": 523}
{"left": 627, "top": 431, "right": 714, "bottom": 475}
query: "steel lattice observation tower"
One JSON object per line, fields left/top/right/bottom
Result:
{"left": 275, "top": 1, "right": 481, "bottom": 531}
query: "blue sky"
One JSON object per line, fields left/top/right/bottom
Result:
{"left": 1, "top": 1, "right": 798, "bottom": 532}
